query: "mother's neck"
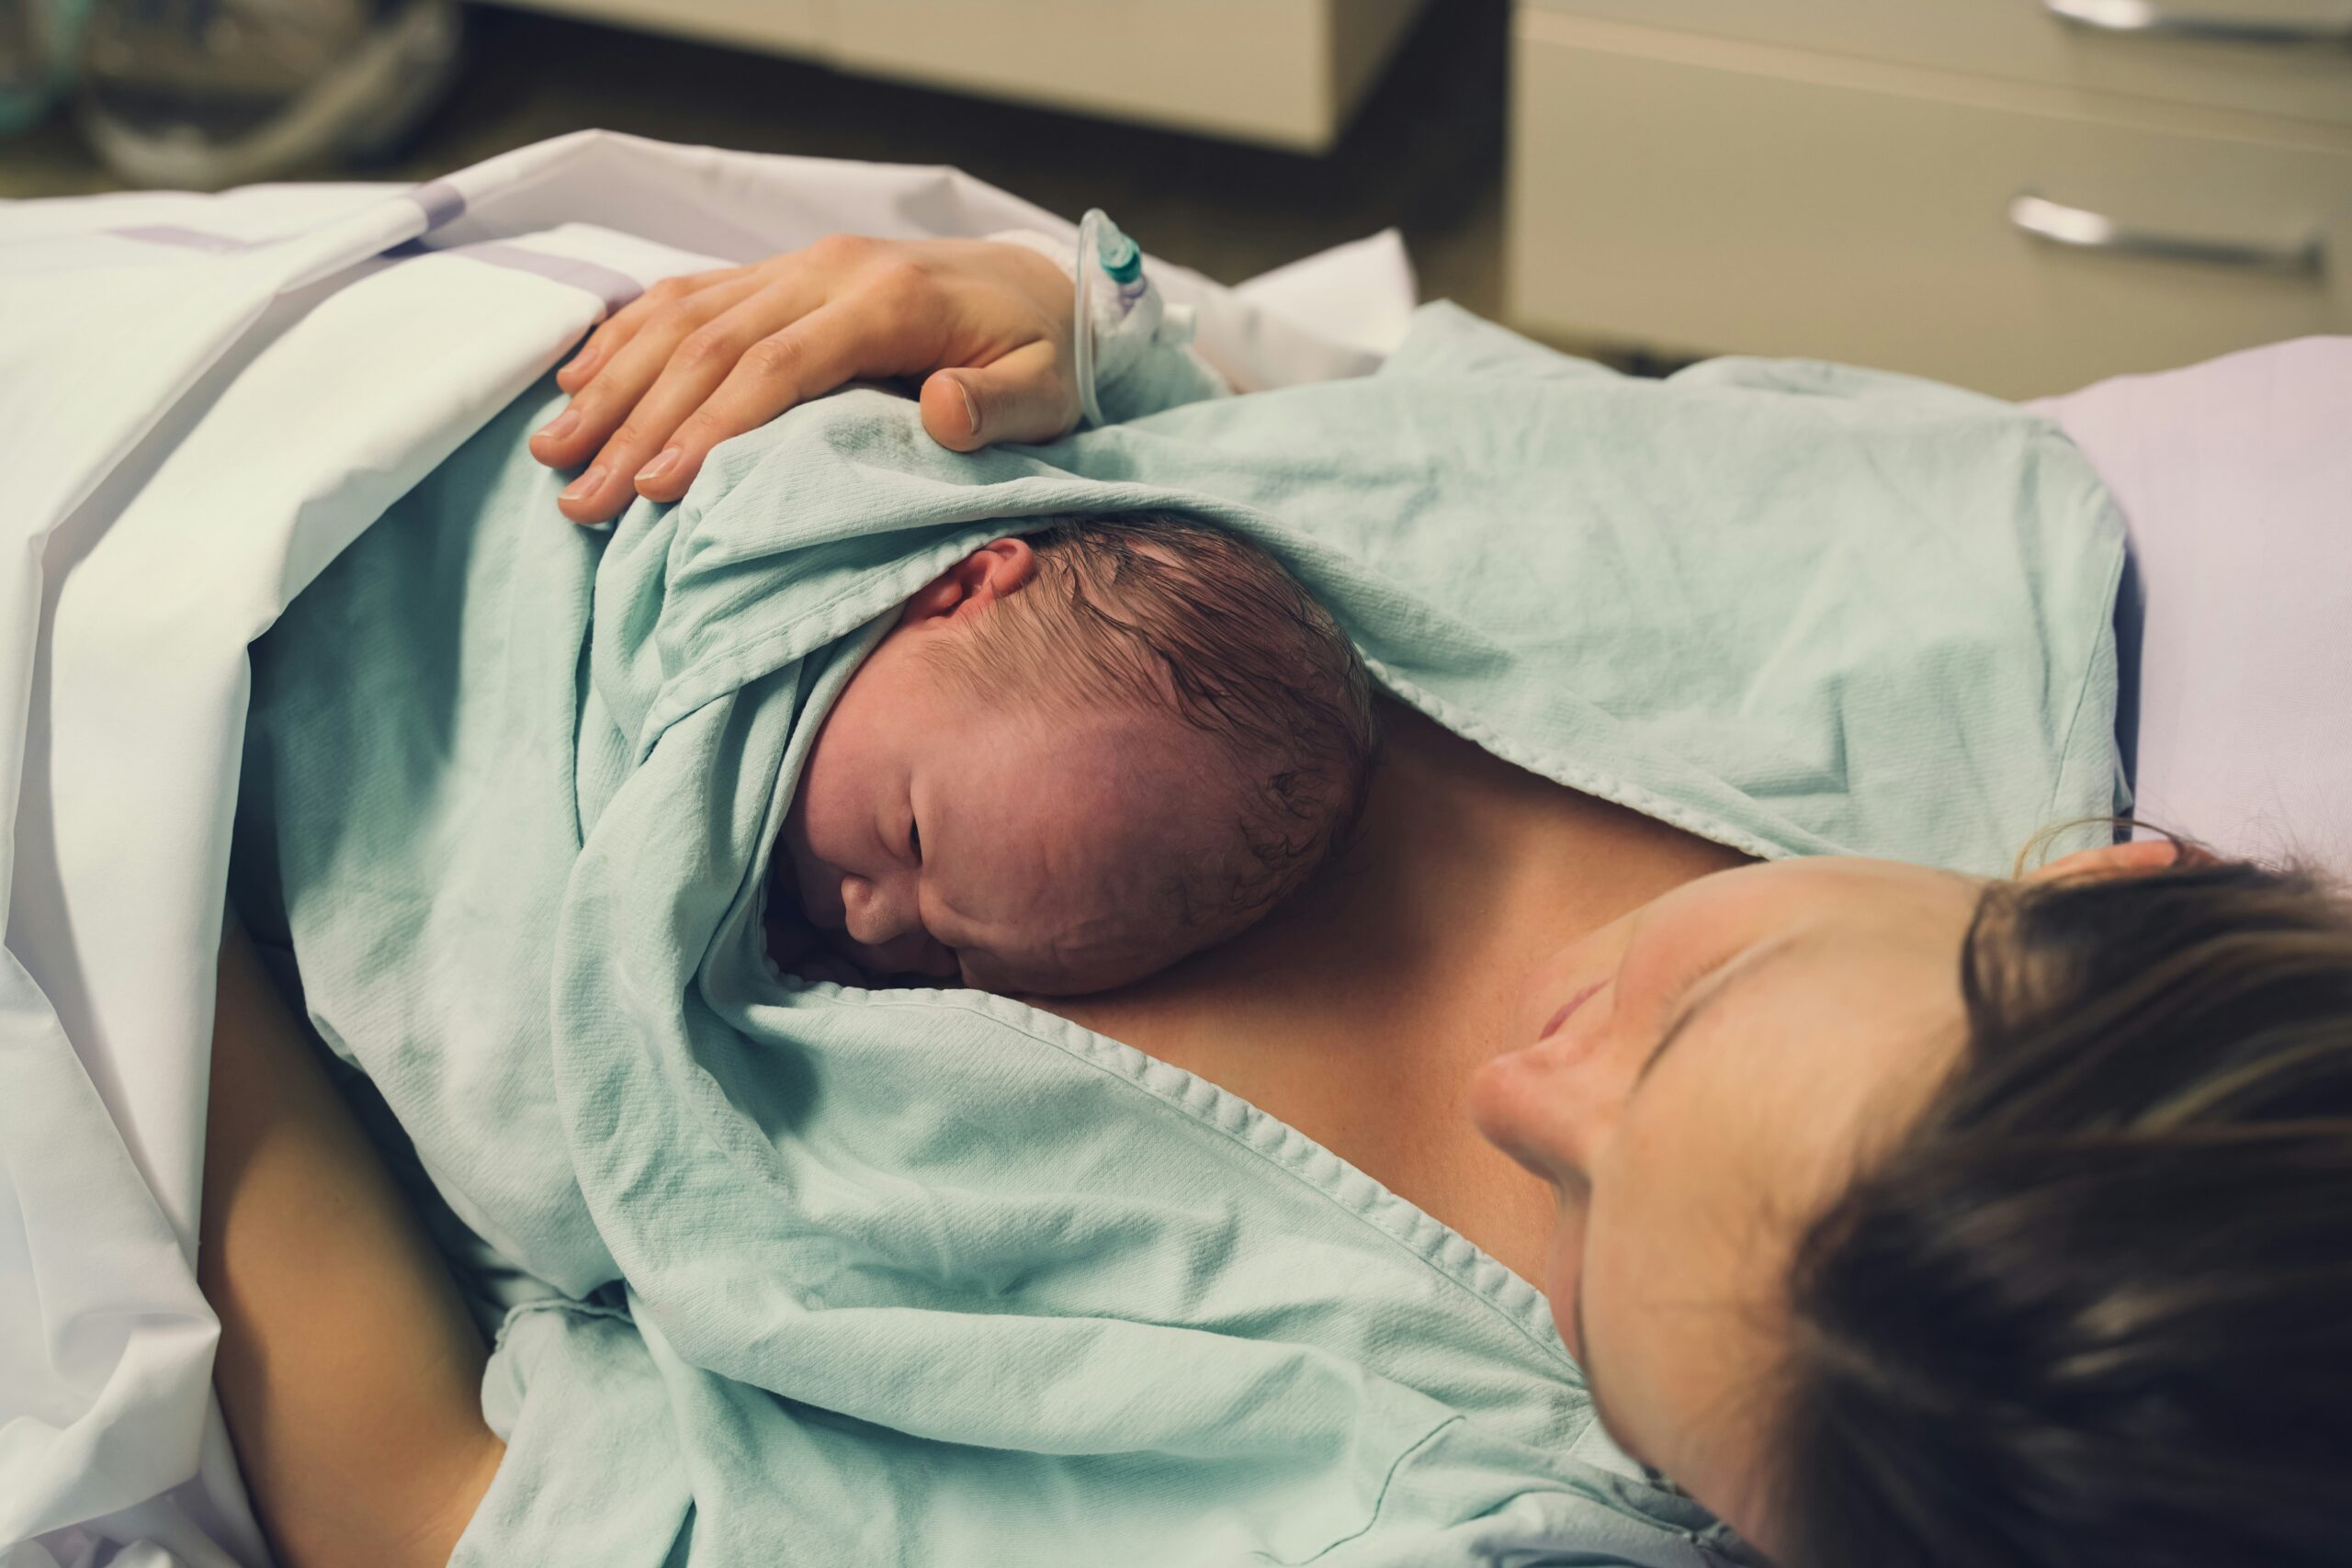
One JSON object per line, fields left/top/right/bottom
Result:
{"left": 1298, "top": 704, "right": 1746, "bottom": 1017}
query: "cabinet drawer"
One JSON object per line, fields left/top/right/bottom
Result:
{"left": 1507, "top": 15, "right": 2352, "bottom": 397}
{"left": 1526, "top": 0, "right": 2352, "bottom": 128}
{"left": 489, "top": 0, "right": 1426, "bottom": 151}
{"left": 491, "top": 0, "right": 828, "bottom": 58}
{"left": 830, "top": 0, "right": 1426, "bottom": 151}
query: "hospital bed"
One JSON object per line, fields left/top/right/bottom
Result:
{"left": 2, "top": 129, "right": 2346, "bottom": 1567}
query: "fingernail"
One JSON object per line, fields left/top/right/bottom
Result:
{"left": 955, "top": 379, "right": 980, "bottom": 440}
{"left": 636, "top": 447, "right": 681, "bottom": 488}
{"left": 537, "top": 409, "right": 580, "bottom": 443}
{"left": 560, "top": 463, "right": 607, "bottom": 503}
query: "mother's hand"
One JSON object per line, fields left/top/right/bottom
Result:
{"left": 529, "top": 235, "right": 1083, "bottom": 524}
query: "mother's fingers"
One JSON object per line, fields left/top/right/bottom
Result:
{"left": 552, "top": 265, "right": 742, "bottom": 395}
{"left": 537, "top": 278, "right": 769, "bottom": 522}
{"left": 529, "top": 236, "right": 1082, "bottom": 523}
{"left": 614, "top": 277, "right": 844, "bottom": 504}
{"left": 629, "top": 299, "right": 888, "bottom": 505}
{"left": 551, "top": 277, "right": 831, "bottom": 516}
{"left": 532, "top": 276, "right": 753, "bottom": 469}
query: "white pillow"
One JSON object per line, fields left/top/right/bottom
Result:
{"left": 2030, "top": 338, "right": 2352, "bottom": 880}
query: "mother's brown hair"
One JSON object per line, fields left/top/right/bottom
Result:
{"left": 1774, "top": 853, "right": 2352, "bottom": 1567}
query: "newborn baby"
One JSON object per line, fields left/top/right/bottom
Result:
{"left": 774, "top": 513, "right": 1377, "bottom": 997}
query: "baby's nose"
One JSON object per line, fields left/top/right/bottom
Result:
{"left": 839, "top": 873, "right": 918, "bottom": 947}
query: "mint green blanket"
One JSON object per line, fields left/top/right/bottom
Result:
{"left": 237, "top": 305, "right": 2122, "bottom": 1566}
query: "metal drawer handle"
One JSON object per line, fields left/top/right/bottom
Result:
{"left": 2042, "top": 0, "right": 2352, "bottom": 46}
{"left": 2009, "top": 193, "right": 2327, "bottom": 274}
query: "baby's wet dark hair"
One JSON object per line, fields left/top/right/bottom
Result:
{"left": 928, "top": 513, "right": 1379, "bottom": 951}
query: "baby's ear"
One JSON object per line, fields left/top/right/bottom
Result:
{"left": 964, "top": 536, "right": 1038, "bottom": 607}
{"left": 899, "top": 537, "right": 1038, "bottom": 626}
{"left": 897, "top": 570, "right": 968, "bottom": 624}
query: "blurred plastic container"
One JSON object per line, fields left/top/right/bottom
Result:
{"left": 74, "top": 0, "right": 462, "bottom": 188}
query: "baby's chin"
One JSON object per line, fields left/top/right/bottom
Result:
{"left": 826, "top": 927, "right": 959, "bottom": 985}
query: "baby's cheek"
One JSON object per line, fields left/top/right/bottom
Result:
{"left": 1006, "top": 938, "right": 1178, "bottom": 999}
{"left": 775, "top": 791, "right": 850, "bottom": 921}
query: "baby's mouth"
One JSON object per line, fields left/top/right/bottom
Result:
{"left": 826, "top": 927, "right": 958, "bottom": 982}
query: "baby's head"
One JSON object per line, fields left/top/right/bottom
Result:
{"left": 781, "top": 514, "right": 1377, "bottom": 997}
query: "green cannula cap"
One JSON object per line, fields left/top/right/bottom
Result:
{"left": 1096, "top": 220, "right": 1143, "bottom": 286}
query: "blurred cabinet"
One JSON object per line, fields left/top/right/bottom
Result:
{"left": 488, "top": 0, "right": 1429, "bottom": 151}
{"left": 1507, "top": 2, "right": 2352, "bottom": 397}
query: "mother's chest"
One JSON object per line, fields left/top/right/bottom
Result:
{"left": 1042, "top": 872, "right": 1574, "bottom": 1285}
{"left": 1037, "top": 706, "right": 1753, "bottom": 1287}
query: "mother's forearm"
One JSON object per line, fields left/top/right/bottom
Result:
{"left": 200, "top": 923, "right": 504, "bottom": 1568}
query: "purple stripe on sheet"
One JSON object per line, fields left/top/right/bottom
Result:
{"left": 408, "top": 179, "right": 466, "bottom": 229}
{"left": 107, "top": 211, "right": 640, "bottom": 319}
{"left": 108, "top": 224, "right": 254, "bottom": 253}
{"left": 418, "top": 240, "right": 645, "bottom": 313}
{"left": 115, "top": 210, "right": 640, "bottom": 314}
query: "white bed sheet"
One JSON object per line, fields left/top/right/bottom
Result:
{"left": 2031, "top": 337, "right": 2352, "bottom": 880}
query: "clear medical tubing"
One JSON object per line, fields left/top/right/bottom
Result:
{"left": 1073, "top": 206, "right": 1149, "bottom": 429}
